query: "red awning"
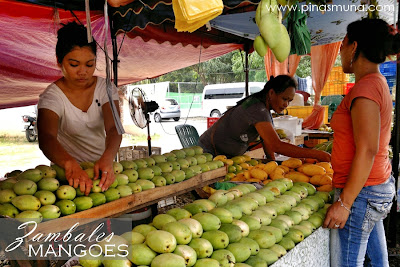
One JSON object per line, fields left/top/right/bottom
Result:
{"left": 0, "top": 0, "right": 243, "bottom": 109}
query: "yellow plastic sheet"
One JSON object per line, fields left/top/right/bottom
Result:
{"left": 172, "top": 0, "right": 223, "bottom": 32}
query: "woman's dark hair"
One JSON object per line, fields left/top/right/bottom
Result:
{"left": 236, "top": 75, "right": 296, "bottom": 106}
{"left": 347, "top": 18, "right": 400, "bottom": 64}
{"left": 251, "top": 75, "right": 297, "bottom": 103}
{"left": 56, "top": 21, "right": 97, "bottom": 64}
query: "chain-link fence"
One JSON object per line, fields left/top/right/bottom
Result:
{"left": 166, "top": 82, "right": 204, "bottom": 109}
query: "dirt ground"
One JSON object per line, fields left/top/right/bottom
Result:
{"left": 388, "top": 218, "right": 400, "bottom": 267}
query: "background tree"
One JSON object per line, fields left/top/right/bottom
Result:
{"left": 232, "top": 51, "right": 268, "bottom": 82}
{"left": 134, "top": 49, "right": 322, "bottom": 89}
{"left": 296, "top": 56, "right": 311, "bottom": 78}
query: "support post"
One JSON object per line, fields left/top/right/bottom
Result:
{"left": 111, "top": 34, "right": 118, "bottom": 87}
{"left": 244, "top": 42, "right": 250, "bottom": 97}
{"left": 386, "top": 2, "right": 399, "bottom": 248}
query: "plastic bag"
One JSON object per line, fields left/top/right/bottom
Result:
{"left": 214, "top": 182, "right": 237, "bottom": 190}
{"left": 172, "top": 0, "right": 223, "bottom": 32}
{"left": 302, "top": 104, "right": 325, "bottom": 130}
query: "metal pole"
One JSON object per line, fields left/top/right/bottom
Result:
{"left": 109, "top": 15, "right": 120, "bottom": 162}
{"left": 244, "top": 42, "right": 250, "bottom": 97}
{"left": 386, "top": 2, "right": 399, "bottom": 248}
{"left": 112, "top": 35, "right": 118, "bottom": 87}
{"left": 109, "top": 9, "right": 118, "bottom": 87}
{"left": 178, "top": 82, "right": 181, "bottom": 107}
{"left": 146, "top": 113, "right": 152, "bottom": 156}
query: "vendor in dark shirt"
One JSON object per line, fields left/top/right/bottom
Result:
{"left": 199, "top": 75, "right": 330, "bottom": 162}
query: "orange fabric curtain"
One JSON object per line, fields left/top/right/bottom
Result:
{"left": 310, "top": 41, "right": 342, "bottom": 104}
{"left": 264, "top": 49, "right": 301, "bottom": 78}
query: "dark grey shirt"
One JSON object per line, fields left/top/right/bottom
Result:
{"left": 199, "top": 97, "right": 272, "bottom": 157}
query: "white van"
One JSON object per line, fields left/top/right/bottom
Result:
{"left": 202, "top": 82, "right": 265, "bottom": 117}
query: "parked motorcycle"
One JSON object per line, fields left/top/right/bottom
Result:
{"left": 22, "top": 114, "right": 37, "bottom": 142}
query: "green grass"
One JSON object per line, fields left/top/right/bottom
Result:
{"left": 123, "top": 133, "right": 161, "bottom": 142}
{"left": 0, "top": 134, "right": 44, "bottom": 175}
{"left": 0, "top": 133, "right": 162, "bottom": 177}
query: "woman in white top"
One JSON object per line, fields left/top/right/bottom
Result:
{"left": 37, "top": 22, "right": 122, "bottom": 195}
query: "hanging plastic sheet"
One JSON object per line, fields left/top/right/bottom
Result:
{"left": 172, "top": 0, "right": 223, "bottom": 32}
{"left": 302, "top": 104, "right": 326, "bottom": 130}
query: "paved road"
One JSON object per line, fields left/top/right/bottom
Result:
{"left": 122, "top": 116, "right": 209, "bottom": 154}
{"left": 0, "top": 105, "right": 37, "bottom": 136}
{"left": 0, "top": 106, "right": 211, "bottom": 177}
{"left": 0, "top": 104, "right": 211, "bottom": 176}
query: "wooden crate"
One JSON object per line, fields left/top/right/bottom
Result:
{"left": 24, "top": 167, "right": 227, "bottom": 239}
{"left": 321, "top": 66, "right": 350, "bottom": 96}
{"left": 117, "top": 146, "right": 161, "bottom": 161}
{"left": 286, "top": 106, "right": 329, "bottom": 125}
{"left": 304, "top": 139, "right": 327, "bottom": 148}
{"left": 134, "top": 146, "right": 162, "bottom": 157}
{"left": 117, "top": 146, "right": 142, "bottom": 161}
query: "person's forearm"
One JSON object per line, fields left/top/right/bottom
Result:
{"left": 38, "top": 134, "right": 77, "bottom": 168}
{"left": 340, "top": 148, "right": 376, "bottom": 208}
{"left": 101, "top": 128, "right": 122, "bottom": 162}
{"left": 262, "top": 141, "right": 275, "bottom": 160}
{"left": 274, "top": 141, "right": 326, "bottom": 159}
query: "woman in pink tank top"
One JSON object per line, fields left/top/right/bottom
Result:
{"left": 323, "top": 18, "right": 399, "bottom": 267}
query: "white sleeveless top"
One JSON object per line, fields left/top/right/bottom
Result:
{"left": 38, "top": 77, "right": 119, "bottom": 163}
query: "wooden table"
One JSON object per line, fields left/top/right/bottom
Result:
{"left": 26, "top": 167, "right": 227, "bottom": 237}
{"left": 245, "top": 134, "right": 307, "bottom": 159}
{"left": 1, "top": 167, "right": 226, "bottom": 267}
{"left": 302, "top": 130, "right": 333, "bottom": 141}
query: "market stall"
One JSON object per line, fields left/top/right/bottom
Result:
{"left": 27, "top": 167, "right": 227, "bottom": 238}
{"left": 1, "top": 152, "right": 335, "bottom": 266}
{"left": 0, "top": 0, "right": 399, "bottom": 266}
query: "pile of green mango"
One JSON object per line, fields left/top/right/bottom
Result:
{"left": 313, "top": 141, "right": 333, "bottom": 153}
{"left": 254, "top": 0, "right": 291, "bottom": 62}
{"left": 77, "top": 179, "right": 331, "bottom": 266}
{"left": 0, "top": 146, "right": 225, "bottom": 223}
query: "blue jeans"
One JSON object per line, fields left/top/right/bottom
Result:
{"left": 330, "top": 176, "right": 395, "bottom": 267}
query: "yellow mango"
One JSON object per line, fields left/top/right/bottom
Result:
{"left": 282, "top": 158, "right": 303, "bottom": 169}
{"left": 231, "top": 174, "right": 246, "bottom": 182}
{"left": 202, "top": 186, "right": 216, "bottom": 194}
{"left": 310, "top": 174, "right": 332, "bottom": 185}
{"left": 243, "top": 155, "right": 252, "bottom": 162}
{"left": 255, "top": 163, "right": 266, "bottom": 169}
{"left": 319, "top": 175, "right": 332, "bottom": 185}
{"left": 250, "top": 168, "right": 269, "bottom": 180}
{"left": 310, "top": 174, "right": 324, "bottom": 186}
{"left": 243, "top": 171, "right": 251, "bottom": 180}
{"left": 270, "top": 167, "right": 285, "bottom": 180}
{"left": 316, "top": 162, "right": 334, "bottom": 174}
{"left": 317, "top": 184, "right": 333, "bottom": 192}
{"left": 263, "top": 161, "right": 278, "bottom": 174}
{"left": 296, "top": 163, "right": 312, "bottom": 173}
{"left": 302, "top": 164, "right": 326, "bottom": 176}
{"left": 263, "top": 179, "right": 272, "bottom": 185}
{"left": 240, "top": 162, "right": 251, "bottom": 170}
{"left": 277, "top": 165, "right": 290, "bottom": 174}
{"left": 310, "top": 174, "right": 332, "bottom": 186}
{"left": 247, "top": 178, "right": 262, "bottom": 183}
{"left": 285, "top": 171, "right": 310, "bottom": 183}
{"left": 214, "top": 155, "right": 227, "bottom": 161}
{"left": 304, "top": 158, "right": 318, "bottom": 164}
{"left": 224, "top": 159, "right": 234, "bottom": 166}
{"left": 232, "top": 156, "right": 246, "bottom": 165}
